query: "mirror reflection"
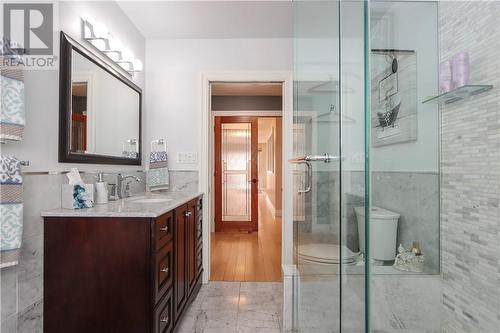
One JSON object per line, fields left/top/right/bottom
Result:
{"left": 70, "top": 50, "right": 140, "bottom": 158}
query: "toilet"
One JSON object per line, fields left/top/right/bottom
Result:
{"left": 297, "top": 243, "right": 357, "bottom": 265}
{"left": 355, "top": 206, "right": 400, "bottom": 261}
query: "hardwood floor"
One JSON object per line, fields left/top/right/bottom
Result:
{"left": 210, "top": 194, "right": 282, "bottom": 282}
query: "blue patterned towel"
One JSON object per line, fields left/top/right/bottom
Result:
{"left": 1, "top": 68, "right": 25, "bottom": 142}
{"left": 148, "top": 150, "right": 169, "bottom": 191}
{"left": 0, "top": 156, "right": 23, "bottom": 268}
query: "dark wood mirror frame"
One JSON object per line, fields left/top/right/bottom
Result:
{"left": 59, "top": 31, "right": 142, "bottom": 165}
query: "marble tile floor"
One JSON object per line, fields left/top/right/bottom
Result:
{"left": 176, "top": 281, "right": 283, "bottom": 333}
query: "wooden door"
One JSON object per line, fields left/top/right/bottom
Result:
{"left": 174, "top": 205, "right": 187, "bottom": 320}
{"left": 214, "top": 116, "right": 258, "bottom": 232}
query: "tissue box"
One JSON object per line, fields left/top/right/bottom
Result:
{"left": 62, "top": 184, "right": 94, "bottom": 209}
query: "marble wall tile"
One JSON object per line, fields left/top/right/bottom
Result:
{"left": 341, "top": 275, "right": 366, "bottom": 333}
{"left": 343, "top": 171, "right": 440, "bottom": 273}
{"left": 1, "top": 315, "right": 17, "bottom": 333}
{"left": 296, "top": 275, "right": 340, "bottom": 332}
{"left": 168, "top": 170, "right": 199, "bottom": 192}
{"left": 371, "top": 275, "right": 442, "bottom": 332}
{"left": 371, "top": 172, "right": 440, "bottom": 273}
{"left": 17, "top": 234, "right": 43, "bottom": 312}
{"left": 1, "top": 266, "right": 18, "bottom": 322}
{"left": 17, "top": 299, "right": 42, "bottom": 333}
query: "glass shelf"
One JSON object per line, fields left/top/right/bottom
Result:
{"left": 422, "top": 84, "right": 494, "bottom": 105}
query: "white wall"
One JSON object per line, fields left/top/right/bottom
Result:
{"left": 2, "top": 1, "right": 145, "bottom": 172}
{"left": 145, "top": 38, "right": 292, "bottom": 171}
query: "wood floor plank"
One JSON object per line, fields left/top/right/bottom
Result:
{"left": 211, "top": 194, "right": 282, "bottom": 282}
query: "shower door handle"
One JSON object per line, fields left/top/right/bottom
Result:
{"left": 289, "top": 158, "right": 312, "bottom": 194}
{"left": 298, "top": 161, "right": 312, "bottom": 194}
{"left": 289, "top": 153, "right": 341, "bottom": 194}
{"left": 289, "top": 153, "right": 340, "bottom": 163}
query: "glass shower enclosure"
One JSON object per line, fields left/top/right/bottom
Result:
{"left": 292, "top": 1, "right": 440, "bottom": 332}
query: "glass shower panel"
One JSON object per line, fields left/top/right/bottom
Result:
{"left": 340, "top": 1, "right": 368, "bottom": 332}
{"left": 292, "top": 0, "right": 342, "bottom": 331}
{"left": 368, "top": 1, "right": 440, "bottom": 332}
{"left": 222, "top": 123, "right": 252, "bottom": 222}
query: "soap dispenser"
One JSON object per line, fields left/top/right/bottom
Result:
{"left": 95, "top": 172, "right": 109, "bottom": 204}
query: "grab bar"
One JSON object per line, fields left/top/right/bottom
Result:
{"left": 289, "top": 153, "right": 341, "bottom": 194}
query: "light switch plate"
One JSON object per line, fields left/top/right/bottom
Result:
{"left": 177, "top": 151, "right": 197, "bottom": 164}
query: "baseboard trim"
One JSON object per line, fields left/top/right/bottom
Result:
{"left": 264, "top": 192, "right": 276, "bottom": 219}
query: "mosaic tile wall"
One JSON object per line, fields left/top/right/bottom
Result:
{"left": 439, "top": 1, "right": 500, "bottom": 332}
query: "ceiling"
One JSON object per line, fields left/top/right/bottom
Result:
{"left": 117, "top": 1, "right": 293, "bottom": 39}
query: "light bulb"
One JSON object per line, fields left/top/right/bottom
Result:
{"left": 121, "top": 48, "right": 134, "bottom": 63}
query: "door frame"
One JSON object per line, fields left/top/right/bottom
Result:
{"left": 214, "top": 116, "right": 259, "bottom": 232}
{"left": 200, "top": 71, "right": 293, "bottom": 284}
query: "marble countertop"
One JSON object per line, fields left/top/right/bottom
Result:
{"left": 41, "top": 191, "right": 203, "bottom": 218}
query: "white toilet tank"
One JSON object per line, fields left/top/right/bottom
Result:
{"left": 355, "top": 206, "right": 400, "bottom": 261}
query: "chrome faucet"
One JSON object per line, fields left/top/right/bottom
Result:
{"left": 117, "top": 173, "right": 141, "bottom": 198}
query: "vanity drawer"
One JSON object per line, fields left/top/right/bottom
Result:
{"left": 155, "top": 211, "right": 173, "bottom": 250}
{"left": 154, "top": 241, "right": 173, "bottom": 304}
{"left": 154, "top": 288, "right": 173, "bottom": 333}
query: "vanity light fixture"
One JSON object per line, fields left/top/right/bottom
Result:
{"left": 80, "top": 17, "right": 143, "bottom": 76}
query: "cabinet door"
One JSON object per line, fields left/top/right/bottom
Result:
{"left": 174, "top": 205, "right": 187, "bottom": 320}
{"left": 187, "top": 199, "right": 197, "bottom": 294}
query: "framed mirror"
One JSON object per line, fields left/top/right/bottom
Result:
{"left": 59, "top": 32, "right": 142, "bottom": 165}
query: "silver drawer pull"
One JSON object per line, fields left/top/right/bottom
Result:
{"left": 160, "top": 316, "right": 169, "bottom": 323}
{"left": 160, "top": 226, "right": 169, "bottom": 232}
{"left": 160, "top": 267, "right": 169, "bottom": 274}
{"left": 184, "top": 211, "right": 192, "bottom": 217}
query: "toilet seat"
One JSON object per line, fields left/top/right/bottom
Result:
{"left": 297, "top": 243, "right": 357, "bottom": 265}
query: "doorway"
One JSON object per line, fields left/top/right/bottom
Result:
{"left": 209, "top": 82, "right": 283, "bottom": 282}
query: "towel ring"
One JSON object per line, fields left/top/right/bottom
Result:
{"left": 151, "top": 139, "right": 166, "bottom": 152}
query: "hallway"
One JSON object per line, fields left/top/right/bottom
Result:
{"left": 210, "top": 194, "right": 282, "bottom": 282}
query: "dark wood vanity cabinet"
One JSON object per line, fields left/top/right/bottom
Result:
{"left": 43, "top": 195, "right": 203, "bottom": 333}
{"left": 173, "top": 197, "right": 202, "bottom": 322}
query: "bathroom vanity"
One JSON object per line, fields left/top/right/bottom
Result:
{"left": 41, "top": 192, "right": 203, "bottom": 333}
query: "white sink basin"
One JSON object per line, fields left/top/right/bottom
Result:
{"left": 127, "top": 196, "right": 173, "bottom": 204}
